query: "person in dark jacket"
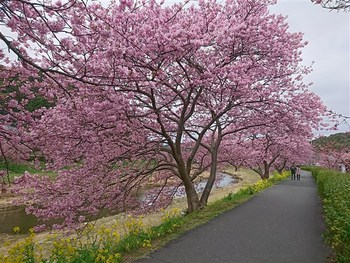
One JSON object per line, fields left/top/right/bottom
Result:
{"left": 290, "top": 165, "right": 297, "bottom": 180}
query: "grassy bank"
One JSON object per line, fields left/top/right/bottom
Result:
{"left": 0, "top": 162, "right": 39, "bottom": 174}
{"left": 305, "top": 167, "right": 350, "bottom": 263}
{"left": 0, "top": 172, "right": 288, "bottom": 263}
{"left": 0, "top": 162, "right": 55, "bottom": 183}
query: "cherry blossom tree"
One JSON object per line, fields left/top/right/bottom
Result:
{"left": 0, "top": 0, "right": 326, "bottom": 227}
{"left": 0, "top": 69, "right": 44, "bottom": 188}
{"left": 313, "top": 138, "right": 350, "bottom": 170}
{"left": 223, "top": 119, "right": 315, "bottom": 180}
{"left": 245, "top": 133, "right": 313, "bottom": 179}
{"left": 314, "top": 143, "right": 344, "bottom": 170}
{"left": 219, "top": 137, "right": 249, "bottom": 171}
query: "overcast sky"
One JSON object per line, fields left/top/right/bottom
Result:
{"left": 269, "top": 0, "right": 350, "bottom": 135}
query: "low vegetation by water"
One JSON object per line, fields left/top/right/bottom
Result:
{"left": 0, "top": 162, "right": 56, "bottom": 184}
{"left": 0, "top": 166, "right": 240, "bottom": 235}
{"left": 0, "top": 172, "right": 288, "bottom": 263}
{"left": 306, "top": 167, "right": 350, "bottom": 263}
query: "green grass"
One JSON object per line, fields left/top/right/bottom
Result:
{"left": 304, "top": 167, "right": 350, "bottom": 263}
{"left": 0, "top": 162, "right": 39, "bottom": 173}
{"left": 0, "top": 161, "right": 55, "bottom": 182}
{"left": 0, "top": 171, "right": 288, "bottom": 263}
{"left": 122, "top": 172, "right": 288, "bottom": 262}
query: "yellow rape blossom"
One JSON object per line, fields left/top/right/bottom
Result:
{"left": 13, "top": 226, "right": 20, "bottom": 234}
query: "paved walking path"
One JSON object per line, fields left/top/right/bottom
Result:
{"left": 136, "top": 171, "right": 331, "bottom": 263}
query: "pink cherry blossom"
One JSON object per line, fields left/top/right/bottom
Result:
{"left": 0, "top": 0, "right": 328, "bottom": 228}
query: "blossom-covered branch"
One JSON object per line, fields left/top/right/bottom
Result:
{"left": 313, "top": 0, "right": 350, "bottom": 10}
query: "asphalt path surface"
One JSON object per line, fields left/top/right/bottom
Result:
{"left": 136, "top": 171, "right": 331, "bottom": 263}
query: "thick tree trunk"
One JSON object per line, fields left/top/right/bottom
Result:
{"left": 274, "top": 160, "right": 287, "bottom": 175}
{"left": 254, "top": 161, "right": 270, "bottom": 180}
{"left": 276, "top": 168, "right": 283, "bottom": 175}
{"left": 261, "top": 172, "right": 269, "bottom": 180}
{"left": 199, "top": 148, "right": 218, "bottom": 206}
{"left": 178, "top": 159, "right": 201, "bottom": 212}
{"left": 199, "top": 122, "right": 222, "bottom": 207}
{"left": 183, "top": 179, "right": 201, "bottom": 212}
{"left": 261, "top": 161, "right": 271, "bottom": 179}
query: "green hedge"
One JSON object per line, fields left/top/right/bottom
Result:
{"left": 305, "top": 167, "right": 350, "bottom": 263}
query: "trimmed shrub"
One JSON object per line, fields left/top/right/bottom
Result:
{"left": 306, "top": 167, "right": 350, "bottom": 263}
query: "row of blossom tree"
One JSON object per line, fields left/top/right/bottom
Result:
{"left": 0, "top": 0, "right": 338, "bottom": 229}
{"left": 312, "top": 131, "right": 350, "bottom": 171}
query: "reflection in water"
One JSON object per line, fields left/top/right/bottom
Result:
{"left": 174, "top": 172, "right": 238, "bottom": 198}
{"left": 0, "top": 206, "right": 113, "bottom": 234}
{"left": 142, "top": 172, "right": 239, "bottom": 205}
{"left": 0, "top": 207, "right": 38, "bottom": 234}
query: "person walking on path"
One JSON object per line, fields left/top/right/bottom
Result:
{"left": 296, "top": 165, "right": 301, "bottom": 180}
{"left": 290, "top": 165, "right": 296, "bottom": 180}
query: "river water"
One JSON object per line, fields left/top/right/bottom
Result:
{"left": 0, "top": 206, "right": 38, "bottom": 234}
{"left": 0, "top": 172, "right": 238, "bottom": 234}
{"left": 141, "top": 172, "right": 239, "bottom": 205}
{"left": 174, "top": 172, "right": 238, "bottom": 198}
